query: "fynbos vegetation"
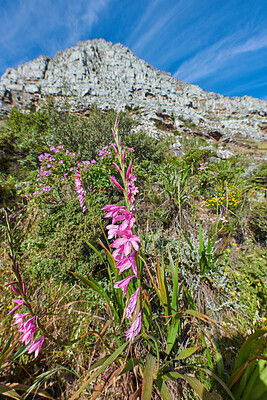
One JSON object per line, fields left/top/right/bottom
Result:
{"left": 0, "top": 105, "right": 266, "bottom": 399}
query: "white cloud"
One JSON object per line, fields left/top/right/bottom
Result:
{"left": 174, "top": 28, "right": 267, "bottom": 82}
{"left": 127, "top": 0, "right": 189, "bottom": 55}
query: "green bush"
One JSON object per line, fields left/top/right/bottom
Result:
{"left": 249, "top": 200, "right": 267, "bottom": 244}
{"left": 21, "top": 196, "right": 107, "bottom": 281}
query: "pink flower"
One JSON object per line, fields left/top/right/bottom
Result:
{"left": 111, "top": 235, "right": 140, "bottom": 256}
{"left": 13, "top": 313, "right": 29, "bottom": 328}
{"left": 125, "top": 310, "right": 142, "bottom": 341}
{"left": 112, "top": 211, "right": 135, "bottom": 228}
{"left": 126, "top": 288, "right": 140, "bottom": 319}
{"left": 220, "top": 216, "right": 228, "bottom": 223}
{"left": 106, "top": 224, "right": 131, "bottom": 240}
{"left": 110, "top": 176, "right": 125, "bottom": 192}
{"left": 103, "top": 205, "right": 127, "bottom": 221}
{"left": 116, "top": 251, "right": 137, "bottom": 275}
{"left": 19, "top": 317, "right": 37, "bottom": 345}
{"left": 8, "top": 299, "right": 25, "bottom": 315}
{"left": 50, "top": 146, "right": 55, "bottom": 151}
{"left": 114, "top": 275, "right": 135, "bottom": 297}
{"left": 27, "top": 336, "right": 45, "bottom": 358}
{"left": 113, "top": 162, "right": 122, "bottom": 175}
{"left": 59, "top": 160, "right": 63, "bottom": 164}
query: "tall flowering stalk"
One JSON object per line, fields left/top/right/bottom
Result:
{"left": 103, "top": 120, "right": 142, "bottom": 341}
{"left": 4, "top": 211, "right": 47, "bottom": 358}
{"left": 4, "top": 211, "right": 67, "bottom": 357}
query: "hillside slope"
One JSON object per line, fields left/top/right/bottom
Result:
{"left": 0, "top": 38, "right": 267, "bottom": 140}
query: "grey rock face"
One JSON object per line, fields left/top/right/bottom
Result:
{"left": 0, "top": 38, "right": 267, "bottom": 140}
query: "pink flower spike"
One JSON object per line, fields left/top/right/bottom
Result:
{"left": 125, "top": 310, "right": 142, "bottom": 341}
{"left": 13, "top": 313, "right": 29, "bottom": 328}
{"left": 126, "top": 288, "right": 140, "bottom": 319}
{"left": 126, "top": 160, "right": 132, "bottom": 182}
{"left": 112, "top": 162, "right": 122, "bottom": 175}
{"left": 20, "top": 324, "right": 37, "bottom": 345}
{"left": 116, "top": 251, "right": 137, "bottom": 275}
{"left": 27, "top": 336, "right": 45, "bottom": 358}
{"left": 114, "top": 275, "right": 135, "bottom": 297}
{"left": 110, "top": 176, "right": 125, "bottom": 193}
{"left": 8, "top": 299, "right": 25, "bottom": 315}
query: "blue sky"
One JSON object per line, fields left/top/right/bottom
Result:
{"left": 0, "top": 0, "right": 267, "bottom": 100}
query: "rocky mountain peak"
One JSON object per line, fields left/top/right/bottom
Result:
{"left": 0, "top": 38, "right": 266, "bottom": 141}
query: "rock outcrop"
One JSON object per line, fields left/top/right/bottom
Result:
{"left": 1, "top": 38, "right": 266, "bottom": 140}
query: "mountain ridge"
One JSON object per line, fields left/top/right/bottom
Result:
{"left": 0, "top": 38, "right": 266, "bottom": 140}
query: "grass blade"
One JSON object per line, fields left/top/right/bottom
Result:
{"left": 69, "top": 342, "right": 128, "bottom": 400}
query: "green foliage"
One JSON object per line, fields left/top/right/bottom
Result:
{"left": 249, "top": 200, "right": 267, "bottom": 243}
{"left": 21, "top": 196, "right": 107, "bottom": 281}
{"left": 183, "top": 147, "right": 216, "bottom": 170}
{"left": 249, "top": 163, "right": 267, "bottom": 190}
{"left": 1, "top": 103, "right": 267, "bottom": 399}
{"left": 124, "top": 130, "right": 169, "bottom": 163}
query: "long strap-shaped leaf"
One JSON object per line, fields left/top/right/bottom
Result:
{"left": 154, "top": 376, "right": 172, "bottom": 400}
{"left": 73, "top": 273, "right": 119, "bottom": 322}
{"left": 232, "top": 326, "right": 267, "bottom": 372}
{"left": 69, "top": 342, "right": 128, "bottom": 400}
{"left": 162, "top": 371, "right": 217, "bottom": 400}
{"left": 202, "top": 368, "right": 235, "bottom": 400}
{"left": 141, "top": 354, "right": 156, "bottom": 400}
{"left": 0, "top": 383, "right": 23, "bottom": 400}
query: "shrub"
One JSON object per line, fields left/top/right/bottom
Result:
{"left": 248, "top": 200, "right": 267, "bottom": 244}
{"left": 21, "top": 196, "right": 108, "bottom": 281}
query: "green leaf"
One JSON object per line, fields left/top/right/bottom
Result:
{"left": 0, "top": 383, "right": 23, "bottom": 400}
{"left": 167, "top": 246, "right": 179, "bottom": 314}
{"left": 73, "top": 273, "right": 119, "bottom": 321}
{"left": 69, "top": 342, "right": 128, "bottom": 400}
{"left": 174, "top": 346, "right": 198, "bottom": 361}
{"left": 166, "top": 313, "right": 181, "bottom": 355}
{"left": 183, "top": 285, "right": 196, "bottom": 310}
{"left": 243, "top": 350, "right": 267, "bottom": 400}
{"left": 120, "top": 358, "right": 140, "bottom": 375}
{"left": 184, "top": 309, "right": 216, "bottom": 325}
{"left": 154, "top": 376, "right": 172, "bottom": 400}
{"left": 162, "top": 372, "right": 216, "bottom": 400}
{"left": 200, "top": 330, "right": 213, "bottom": 370}
{"left": 213, "top": 341, "right": 225, "bottom": 380}
{"left": 142, "top": 355, "right": 156, "bottom": 400}
{"left": 202, "top": 369, "right": 235, "bottom": 400}
{"left": 9, "top": 384, "right": 55, "bottom": 399}
{"left": 233, "top": 327, "right": 267, "bottom": 372}
{"left": 10, "top": 345, "right": 28, "bottom": 361}
{"left": 199, "top": 223, "right": 204, "bottom": 255}
{"left": 84, "top": 239, "right": 106, "bottom": 265}
{"left": 183, "top": 231, "right": 194, "bottom": 250}
{"left": 247, "top": 365, "right": 267, "bottom": 400}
